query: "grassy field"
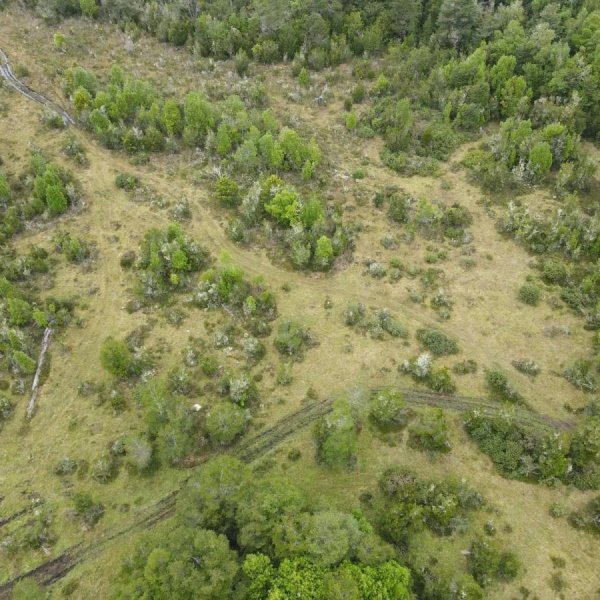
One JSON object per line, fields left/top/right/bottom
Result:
{"left": 1, "top": 6, "right": 600, "bottom": 599}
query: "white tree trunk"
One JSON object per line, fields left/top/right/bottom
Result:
{"left": 26, "top": 328, "right": 52, "bottom": 420}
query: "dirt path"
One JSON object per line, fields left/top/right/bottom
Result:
{"left": 0, "top": 47, "right": 75, "bottom": 125}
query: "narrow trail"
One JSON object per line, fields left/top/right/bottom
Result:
{"left": 0, "top": 385, "right": 573, "bottom": 597}
{"left": 0, "top": 47, "right": 75, "bottom": 125}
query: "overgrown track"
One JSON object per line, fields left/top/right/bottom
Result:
{"left": 0, "top": 385, "right": 575, "bottom": 597}
{"left": 0, "top": 47, "right": 75, "bottom": 126}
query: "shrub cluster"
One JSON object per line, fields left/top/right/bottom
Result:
{"left": 314, "top": 399, "right": 358, "bottom": 470}
{"left": 134, "top": 223, "right": 211, "bottom": 302}
{"left": 400, "top": 353, "right": 457, "bottom": 394}
{"left": 343, "top": 303, "right": 408, "bottom": 340}
{"left": 67, "top": 65, "right": 320, "bottom": 176}
{"left": 226, "top": 176, "right": 351, "bottom": 272}
{"left": 465, "top": 413, "right": 600, "bottom": 489}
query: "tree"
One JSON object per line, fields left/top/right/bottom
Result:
{"left": 314, "top": 400, "right": 358, "bottom": 469}
{"left": 215, "top": 176, "right": 240, "bottom": 207}
{"left": 161, "top": 99, "right": 182, "bottom": 137}
{"left": 314, "top": 236, "right": 334, "bottom": 270}
{"left": 528, "top": 141, "right": 553, "bottom": 181}
{"left": 45, "top": 184, "right": 68, "bottom": 215}
{"left": 499, "top": 75, "right": 528, "bottom": 118}
{"left": 369, "top": 389, "right": 409, "bottom": 432}
{"left": 264, "top": 187, "right": 300, "bottom": 225}
{"left": 183, "top": 92, "right": 215, "bottom": 147}
{"left": 242, "top": 553, "right": 275, "bottom": 600}
{"left": 113, "top": 527, "right": 239, "bottom": 599}
{"left": 235, "top": 476, "right": 307, "bottom": 553}
{"left": 205, "top": 402, "right": 247, "bottom": 446}
{"left": 79, "top": 0, "right": 98, "bottom": 18}
{"left": 178, "top": 456, "right": 249, "bottom": 532}
{"left": 436, "top": 0, "right": 481, "bottom": 51}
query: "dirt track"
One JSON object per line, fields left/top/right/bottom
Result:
{"left": 0, "top": 383, "right": 573, "bottom": 598}
{"left": 0, "top": 47, "right": 75, "bottom": 125}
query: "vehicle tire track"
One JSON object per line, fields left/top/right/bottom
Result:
{"left": 0, "top": 47, "right": 75, "bottom": 126}
{"left": 0, "top": 384, "right": 574, "bottom": 597}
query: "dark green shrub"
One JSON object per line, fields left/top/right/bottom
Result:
{"left": 468, "top": 538, "right": 520, "bottom": 587}
{"left": 369, "top": 389, "right": 410, "bottom": 432}
{"left": 416, "top": 328, "right": 459, "bottom": 356}
{"left": 314, "top": 399, "right": 358, "bottom": 470}
{"left": 73, "top": 492, "right": 105, "bottom": 526}
{"left": 408, "top": 408, "right": 451, "bottom": 453}
{"left": 273, "top": 320, "right": 317, "bottom": 361}
{"left": 428, "top": 367, "right": 456, "bottom": 393}
{"left": 542, "top": 260, "right": 568, "bottom": 285}
{"left": 563, "top": 359, "right": 597, "bottom": 392}
{"left": 215, "top": 176, "right": 241, "bottom": 208}
{"left": 453, "top": 359, "right": 478, "bottom": 375}
{"left": 388, "top": 193, "right": 410, "bottom": 224}
{"left": 485, "top": 368, "right": 523, "bottom": 403}
{"left": 115, "top": 173, "right": 140, "bottom": 190}
{"left": 99, "top": 338, "right": 135, "bottom": 379}
{"left": 518, "top": 283, "right": 541, "bottom": 306}
{"left": 206, "top": 402, "right": 248, "bottom": 446}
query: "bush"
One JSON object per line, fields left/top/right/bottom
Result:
{"left": 453, "top": 359, "right": 478, "bottom": 375}
{"left": 369, "top": 389, "right": 410, "bottom": 432}
{"left": 100, "top": 338, "right": 135, "bottom": 379}
{"left": 427, "top": 367, "right": 456, "bottom": 393}
{"left": 12, "top": 351, "right": 37, "bottom": 375}
{"left": 73, "top": 492, "right": 105, "bottom": 527}
{"left": 388, "top": 193, "right": 410, "bottom": 224}
{"left": 563, "top": 359, "right": 597, "bottom": 392}
{"left": 273, "top": 320, "right": 317, "bottom": 361}
{"left": 54, "top": 232, "right": 90, "bottom": 262}
{"left": 512, "top": 358, "right": 540, "bottom": 377}
{"left": 206, "top": 402, "right": 247, "bottom": 446}
{"left": 416, "top": 328, "right": 459, "bottom": 356}
{"left": 54, "top": 457, "right": 78, "bottom": 476}
{"left": 46, "top": 183, "right": 68, "bottom": 215}
{"left": 542, "top": 260, "right": 568, "bottom": 285}
{"left": 408, "top": 408, "right": 451, "bottom": 453}
{"left": 136, "top": 224, "right": 211, "bottom": 301}
{"left": 125, "top": 437, "right": 153, "bottom": 472}
{"left": 6, "top": 298, "right": 33, "bottom": 326}
{"left": 91, "top": 453, "right": 120, "bottom": 483}
{"left": 314, "top": 399, "right": 358, "bottom": 469}
{"left": 518, "top": 282, "right": 541, "bottom": 306}
{"left": 215, "top": 176, "right": 240, "bottom": 208}
{"left": 115, "top": 173, "right": 140, "bottom": 190}
{"left": 0, "top": 395, "right": 14, "bottom": 427}
{"left": 468, "top": 538, "right": 520, "bottom": 586}
{"left": 485, "top": 368, "right": 523, "bottom": 403}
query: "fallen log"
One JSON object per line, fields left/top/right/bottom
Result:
{"left": 26, "top": 328, "right": 52, "bottom": 419}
